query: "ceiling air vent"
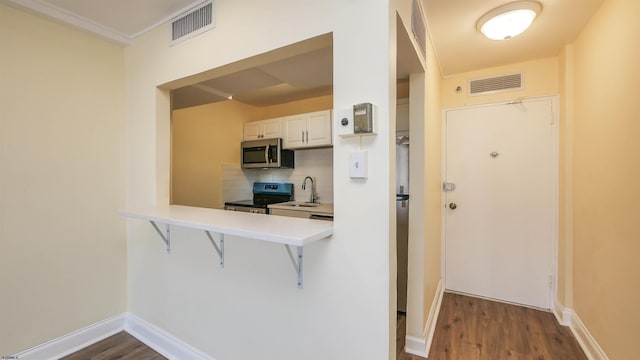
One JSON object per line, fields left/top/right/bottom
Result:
{"left": 171, "top": 1, "right": 215, "bottom": 45}
{"left": 411, "top": 0, "right": 427, "bottom": 59}
{"left": 469, "top": 73, "right": 523, "bottom": 95}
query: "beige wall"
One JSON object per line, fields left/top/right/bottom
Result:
{"left": 557, "top": 46, "right": 575, "bottom": 308}
{"left": 0, "top": 4, "right": 126, "bottom": 354}
{"left": 570, "top": 0, "right": 640, "bottom": 357}
{"left": 440, "top": 57, "right": 559, "bottom": 108}
{"left": 171, "top": 100, "right": 257, "bottom": 209}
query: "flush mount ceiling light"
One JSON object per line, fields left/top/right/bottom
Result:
{"left": 477, "top": 1, "right": 542, "bottom": 41}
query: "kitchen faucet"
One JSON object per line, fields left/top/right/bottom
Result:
{"left": 302, "top": 176, "right": 318, "bottom": 203}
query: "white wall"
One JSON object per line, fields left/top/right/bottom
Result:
{"left": 124, "top": 1, "right": 400, "bottom": 359}
{"left": 0, "top": 4, "right": 126, "bottom": 354}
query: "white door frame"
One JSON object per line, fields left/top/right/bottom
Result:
{"left": 440, "top": 95, "right": 559, "bottom": 309}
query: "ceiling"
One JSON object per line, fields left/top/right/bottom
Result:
{"left": 172, "top": 46, "right": 334, "bottom": 109}
{"left": 422, "top": 0, "right": 605, "bottom": 76}
{"left": 4, "top": 0, "right": 605, "bottom": 104}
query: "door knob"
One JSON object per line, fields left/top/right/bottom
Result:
{"left": 449, "top": 203, "right": 457, "bottom": 210}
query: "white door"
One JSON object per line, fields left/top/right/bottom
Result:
{"left": 444, "top": 97, "right": 556, "bottom": 309}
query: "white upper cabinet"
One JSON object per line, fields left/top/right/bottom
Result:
{"left": 243, "top": 118, "right": 282, "bottom": 140}
{"left": 282, "top": 114, "right": 306, "bottom": 148}
{"left": 283, "top": 110, "right": 332, "bottom": 149}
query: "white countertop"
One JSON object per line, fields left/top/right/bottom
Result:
{"left": 118, "top": 205, "right": 333, "bottom": 247}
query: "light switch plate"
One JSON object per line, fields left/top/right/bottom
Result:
{"left": 349, "top": 151, "right": 367, "bottom": 178}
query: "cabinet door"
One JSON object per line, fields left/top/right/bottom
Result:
{"left": 243, "top": 122, "right": 262, "bottom": 140}
{"left": 306, "top": 110, "right": 332, "bottom": 147}
{"left": 282, "top": 115, "right": 306, "bottom": 149}
{"left": 262, "top": 118, "right": 282, "bottom": 139}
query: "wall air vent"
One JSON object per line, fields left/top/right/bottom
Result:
{"left": 411, "top": 0, "right": 427, "bottom": 59}
{"left": 469, "top": 73, "right": 523, "bottom": 95}
{"left": 171, "top": 1, "right": 215, "bottom": 45}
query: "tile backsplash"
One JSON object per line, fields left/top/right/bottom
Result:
{"left": 223, "top": 148, "right": 333, "bottom": 204}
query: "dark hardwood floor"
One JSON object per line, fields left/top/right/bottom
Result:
{"left": 427, "top": 292, "right": 587, "bottom": 360}
{"left": 61, "top": 331, "right": 165, "bottom": 360}
{"left": 65, "top": 292, "right": 585, "bottom": 360}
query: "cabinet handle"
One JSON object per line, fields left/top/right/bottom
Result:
{"left": 306, "top": 130, "right": 309, "bottom": 143}
{"left": 301, "top": 131, "right": 304, "bottom": 142}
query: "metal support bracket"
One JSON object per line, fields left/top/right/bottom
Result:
{"left": 146, "top": 221, "right": 306, "bottom": 288}
{"left": 205, "top": 231, "right": 225, "bottom": 268}
{"left": 150, "top": 221, "right": 170, "bottom": 253}
{"left": 285, "top": 245, "right": 304, "bottom": 289}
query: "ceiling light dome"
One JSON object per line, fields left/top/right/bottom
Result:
{"left": 477, "top": 1, "right": 542, "bottom": 41}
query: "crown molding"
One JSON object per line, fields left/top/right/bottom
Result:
{"left": 2, "top": 0, "right": 131, "bottom": 44}
{"left": 3, "top": 0, "right": 210, "bottom": 45}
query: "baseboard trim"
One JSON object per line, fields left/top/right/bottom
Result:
{"left": 553, "top": 300, "right": 609, "bottom": 360}
{"left": 13, "top": 313, "right": 126, "bottom": 360}
{"left": 404, "top": 335, "right": 427, "bottom": 358}
{"left": 569, "top": 311, "right": 609, "bottom": 360}
{"left": 124, "top": 313, "right": 214, "bottom": 360}
{"left": 423, "top": 279, "right": 444, "bottom": 358}
{"left": 553, "top": 300, "right": 572, "bottom": 326}
{"left": 404, "top": 279, "right": 443, "bottom": 358}
{"left": 10, "top": 313, "right": 214, "bottom": 360}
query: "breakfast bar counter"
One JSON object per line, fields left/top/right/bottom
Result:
{"left": 118, "top": 205, "right": 333, "bottom": 288}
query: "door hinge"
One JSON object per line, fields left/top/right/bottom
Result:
{"left": 548, "top": 275, "right": 553, "bottom": 288}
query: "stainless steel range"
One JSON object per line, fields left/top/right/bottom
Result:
{"left": 224, "top": 182, "right": 294, "bottom": 214}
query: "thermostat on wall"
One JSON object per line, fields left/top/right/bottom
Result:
{"left": 337, "top": 103, "right": 377, "bottom": 137}
{"left": 337, "top": 108, "right": 354, "bottom": 136}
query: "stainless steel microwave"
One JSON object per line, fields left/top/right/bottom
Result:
{"left": 241, "top": 138, "right": 294, "bottom": 169}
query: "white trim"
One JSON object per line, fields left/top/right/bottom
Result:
{"left": 2, "top": 0, "right": 131, "bottom": 44}
{"left": 125, "top": 313, "right": 215, "bottom": 360}
{"left": 569, "top": 311, "right": 610, "bottom": 360}
{"left": 404, "top": 336, "right": 427, "bottom": 358}
{"left": 1, "top": 0, "right": 209, "bottom": 44}
{"left": 423, "top": 279, "right": 444, "bottom": 357}
{"left": 10, "top": 313, "right": 214, "bottom": 360}
{"left": 553, "top": 301, "right": 609, "bottom": 360}
{"left": 13, "top": 313, "right": 126, "bottom": 360}
{"left": 553, "top": 300, "right": 572, "bottom": 326}
{"left": 404, "top": 279, "right": 444, "bottom": 358}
